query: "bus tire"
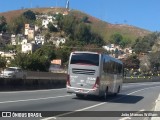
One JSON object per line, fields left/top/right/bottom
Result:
{"left": 104, "top": 87, "right": 108, "bottom": 100}
{"left": 117, "top": 86, "right": 120, "bottom": 93}
{"left": 114, "top": 86, "right": 120, "bottom": 96}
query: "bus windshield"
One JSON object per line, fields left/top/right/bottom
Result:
{"left": 70, "top": 53, "right": 99, "bottom": 66}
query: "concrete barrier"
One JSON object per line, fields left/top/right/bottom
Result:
{"left": 123, "top": 76, "right": 160, "bottom": 83}
{"left": 26, "top": 71, "right": 67, "bottom": 79}
{"left": 0, "top": 72, "right": 160, "bottom": 91}
{"left": 0, "top": 74, "right": 67, "bottom": 91}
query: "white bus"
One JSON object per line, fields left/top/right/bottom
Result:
{"left": 66, "top": 51, "right": 123, "bottom": 98}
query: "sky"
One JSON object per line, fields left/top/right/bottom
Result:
{"left": 0, "top": 0, "right": 160, "bottom": 32}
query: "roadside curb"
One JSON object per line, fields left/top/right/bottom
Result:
{"left": 151, "top": 94, "right": 160, "bottom": 120}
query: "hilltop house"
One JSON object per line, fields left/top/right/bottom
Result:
{"left": 0, "top": 51, "right": 15, "bottom": 64}
{"left": 42, "top": 16, "right": 53, "bottom": 28}
{"left": 103, "top": 44, "right": 120, "bottom": 51}
{"left": 103, "top": 44, "right": 133, "bottom": 59}
{"left": 35, "top": 35, "right": 45, "bottom": 45}
{"left": 50, "top": 37, "right": 66, "bottom": 47}
{"left": 21, "top": 43, "right": 39, "bottom": 53}
{"left": 24, "top": 24, "right": 35, "bottom": 40}
{"left": 36, "top": 14, "right": 58, "bottom": 28}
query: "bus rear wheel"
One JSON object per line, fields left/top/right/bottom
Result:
{"left": 104, "top": 87, "right": 108, "bottom": 100}
{"left": 114, "top": 86, "right": 120, "bottom": 96}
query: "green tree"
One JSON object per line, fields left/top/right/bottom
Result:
{"left": 74, "top": 23, "right": 91, "bottom": 44}
{"left": 9, "top": 53, "right": 31, "bottom": 69}
{"left": 35, "top": 19, "right": 43, "bottom": 33}
{"left": 55, "top": 47, "right": 71, "bottom": 65}
{"left": 90, "top": 32, "right": 105, "bottom": 47}
{"left": 10, "top": 45, "right": 56, "bottom": 71}
{"left": 28, "top": 53, "right": 48, "bottom": 71}
{"left": 23, "top": 10, "right": 36, "bottom": 21}
{"left": 0, "top": 55, "right": 7, "bottom": 69}
{"left": 55, "top": 13, "right": 64, "bottom": 30}
{"left": 81, "top": 16, "right": 89, "bottom": 23}
{"left": 45, "top": 32, "right": 51, "bottom": 42}
{"left": 149, "top": 52, "right": 160, "bottom": 71}
{"left": 8, "top": 10, "right": 36, "bottom": 34}
{"left": 35, "top": 45, "right": 56, "bottom": 60}
{"left": 8, "top": 16, "right": 24, "bottom": 34}
{"left": 61, "top": 15, "right": 77, "bottom": 36}
{"left": 119, "top": 37, "right": 131, "bottom": 48}
{"left": 110, "top": 33, "right": 123, "bottom": 45}
{"left": 133, "top": 37, "right": 150, "bottom": 54}
{"left": 132, "top": 32, "right": 160, "bottom": 54}
{"left": 0, "top": 16, "right": 7, "bottom": 33}
{"left": 27, "top": 45, "right": 56, "bottom": 71}
{"left": 122, "top": 54, "right": 140, "bottom": 69}
{"left": 48, "top": 22, "right": 58, "bottom": 32}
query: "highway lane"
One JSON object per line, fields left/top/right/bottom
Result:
{"left": 0, "top": 82, "right": 160, "bottom": 120}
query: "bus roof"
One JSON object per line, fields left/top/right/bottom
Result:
{"left": 72, "top": 51, "right": 99, "bottom": 54}
{"left": 71, "top": 51, "right": 123, "bottom": 64}
{"left": 103, "top": 54, "right": 123, "bottom": 64}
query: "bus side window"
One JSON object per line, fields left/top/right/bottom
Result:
{"left": 113, "top": 62, "right": 118, "bottom": 74}
{"left": 103, "top": 58, "right": 110, "bottom": 73}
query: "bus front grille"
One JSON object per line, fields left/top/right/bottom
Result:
{"left": 72, "top": 68, "right": 95, "bottom": 75}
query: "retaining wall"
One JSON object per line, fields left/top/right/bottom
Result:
{"left": 0, "top": 73, "right": 159, "bottom": 91}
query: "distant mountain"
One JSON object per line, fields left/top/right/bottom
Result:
{"left": 0, "top": 7, "right": 151, "bottom": 43}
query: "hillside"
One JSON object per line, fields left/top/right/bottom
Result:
{"left": 0, "top": 7, "right": 151, "bottom": 43}
{"left": 70, "top": 10, "right": 151, "bottom": 43}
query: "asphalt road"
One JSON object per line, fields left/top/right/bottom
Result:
{"left": 0, "top": 82, "right": 160, "bottom": 120}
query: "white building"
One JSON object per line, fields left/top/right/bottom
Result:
{"left": 35, "top": 35, "right": 45, "bottom": 45}
{"left": 11, "top": 34, "right": 16, "bottom": 45}
{"left": 21, "top": 38, "right": 28, "bottom": 45}
{"left": 28, "top": 29, "right": 34, "bottom": 40}
{"left": 103, "top": 44, "right": 116, "bottom": 51}
{"left": 42, "top": 16, "right": 53, "bottom": 28}
{"left": 56, "top": 38, "right": 66, "bottom": 47}
{"left": 35, "top": 25, "right": 39, "bottom": 31}
{"left": 22, "top": 43, "right": 35, "bottom": 53}
{"left": 0, "top": 51, "right": 15, "bottom": 64}
{"left": 124, "top": 48, "right": 133, "bottom": 54}
{"left": 24, "top": 24, "right": 30, "bottom": 35}
{"left": 51, "top": 37, "right": 66, "bottom": 47}
{"left": 103, "top": 44, "right": 122, "bottom": 52}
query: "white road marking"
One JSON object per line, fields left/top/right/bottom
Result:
{"left": 155, "top": 93, "right": 160, "bottom": 103}
{"left": 0, "top": 94, "right": 73, "bottom": 104}
{"left": 41, "top": 117, "right": 57, "bottom": 120}
{"left": 41, "top": 85, "right": 160, "bottom": 120}
{"left": 119, "top": 117, "right": 131, "bottom": 120}
{"left": 0, "top": 88, "right": 66, "bottom": 94}
{"left": 151, "top": 94, "right": 160, "bottom": 120}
